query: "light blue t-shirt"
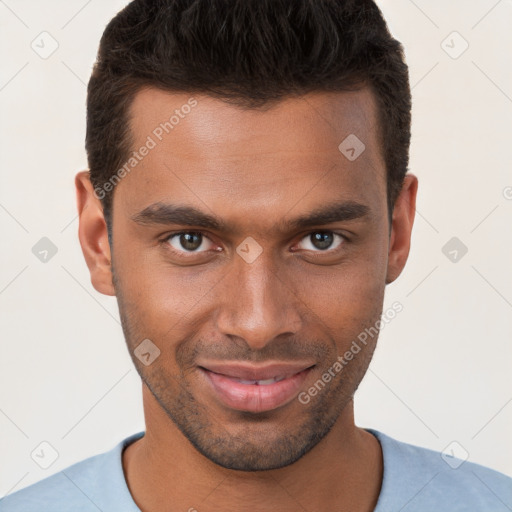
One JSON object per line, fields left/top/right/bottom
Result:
{"left": 1, "top": 429, "right": 511, "bottom": 511}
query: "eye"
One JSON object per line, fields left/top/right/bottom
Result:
{"left": 162, "top": 230, "right": 347, "bottom": 258}
{"left": 296, "top": 231, "right": 346, "bottom": 252}
{"left": 165, "top": 231, "right": 216, "bottom": 253}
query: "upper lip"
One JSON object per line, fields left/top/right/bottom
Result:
{"left": 198, "top": 362, "right": 315, "bottom": 381}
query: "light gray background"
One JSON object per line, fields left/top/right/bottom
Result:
{"left": 1, "top": 0, "right": 511, "bottom": 496}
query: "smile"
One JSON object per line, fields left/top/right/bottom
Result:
{"left": 197, "top": 362, "right": 315, "bottom": 413}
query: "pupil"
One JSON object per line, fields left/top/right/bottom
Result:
{"left": 180, "top": 233, "right": 201, "bottom": 251}
{"left": 312, "top": 232, "right": 333, "bottom": 250}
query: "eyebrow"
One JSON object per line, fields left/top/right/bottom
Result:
{"left": 131, "top": 200, "right": 371, "bottom": 234}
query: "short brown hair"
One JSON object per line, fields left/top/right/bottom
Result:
{"left": 86, "top": 0, "right": 411, "bottom": 228}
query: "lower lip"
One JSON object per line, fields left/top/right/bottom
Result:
{"left": 200, "top": 367, "right": 313, "bottom": 413}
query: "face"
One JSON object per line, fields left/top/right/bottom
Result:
{"left": 77, "top": 87, "right": 416, "bottom": 471}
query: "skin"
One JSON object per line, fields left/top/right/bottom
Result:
{"left": 76, "top": 86, "right": 417, "bottom": 512}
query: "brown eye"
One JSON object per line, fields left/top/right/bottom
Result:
{"left": 298, "top": 231, "right": 345, "bottom": 252}
{"left": 166, "top": 232, "right": 214, "bottom": 253}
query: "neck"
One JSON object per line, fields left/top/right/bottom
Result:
{"left": 123, "top": 384, "right": 383, "bottom": 512}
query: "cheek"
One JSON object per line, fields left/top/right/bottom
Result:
{"left": 296, "top": 238, "right": 387, "bottom": 316}
{"left": 288, "top": 247, "right": 388, "bottom": 364}
{"left": 304, "top": 269, "right": 386, "bottom": 350}
{"left": 114, "top": 246, "right": 223, "bottom": 337}
{"left": 113, "top": 220, "right": 389, "bottom": 344}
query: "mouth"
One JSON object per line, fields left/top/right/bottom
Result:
{"left": 197, "top": 362, "right": 315, "bottom": 413}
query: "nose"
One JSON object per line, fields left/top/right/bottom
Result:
{"left": 214, "top": 249, "right": 303, "bottom": 351}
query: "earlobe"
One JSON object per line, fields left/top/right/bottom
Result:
{"left": 75, "top": 170, "right": 115, "bottom": 296}
{"left": 385, "top": 174, "right": 418, "bottom": 285}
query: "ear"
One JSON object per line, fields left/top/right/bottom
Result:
{"left": 385, "top": 174, "right": 418, "bottom": 285}
{"left": 75, "top": 171, "right": 115, "bottom": 296}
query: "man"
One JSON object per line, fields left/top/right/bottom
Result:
{"left": 2, "top": 0, "right": 511, "bottom": 510}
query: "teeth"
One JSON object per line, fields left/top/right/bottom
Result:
{"left": 255, "top": 378, "right": 277, "bottom": 385}
{"left": 236, "top": 375, "right": 286, "bottom": 385}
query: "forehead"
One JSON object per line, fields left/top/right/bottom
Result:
{"left": 115, "top": 87, "right": 387, "bottom": 228}
{"left": 129, "top": 87, "right": 380, "bottom": 156}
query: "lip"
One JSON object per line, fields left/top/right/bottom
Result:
{"left": 198, "top": 362, "right": 315, "bottom": 413}
{"left": 198, "top": 362, "right": 315, "bottom": 381}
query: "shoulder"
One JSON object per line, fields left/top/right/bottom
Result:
{"left": 0, "top": 432, "right": 144, "bottom": 512}
{"left": 369, "top": 429, "right": 512, "bottom": 512}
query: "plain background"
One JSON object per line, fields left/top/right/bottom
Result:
{"left": 1, "top": 0, "right": 511, "bottom": 496}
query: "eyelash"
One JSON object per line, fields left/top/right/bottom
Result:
{"left": 160, "top": 230, "right": 349, "bottom": 257}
